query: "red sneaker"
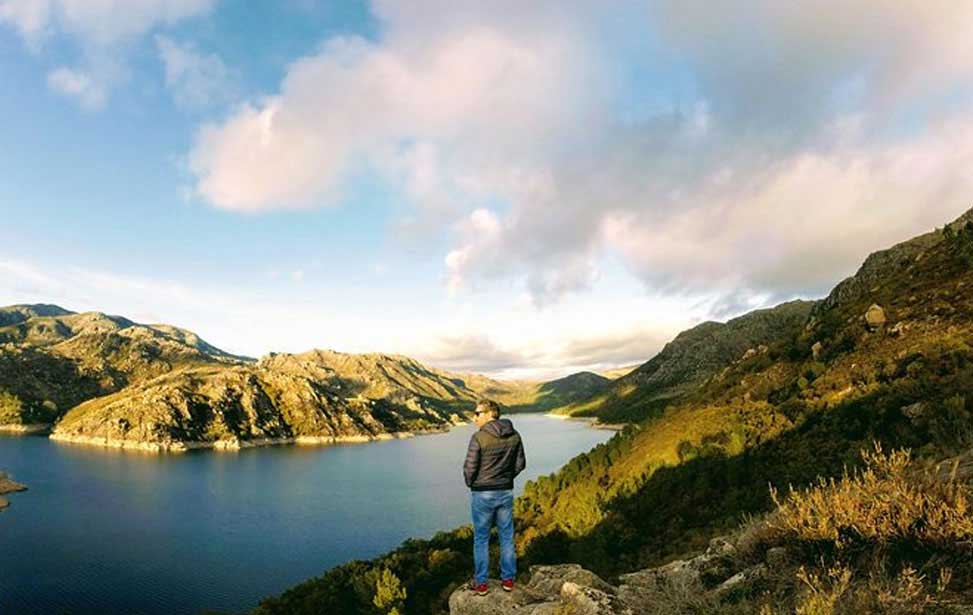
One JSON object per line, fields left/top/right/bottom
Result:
{"left": 501, "top": 579, "right": 514, "bottom": 592}
{"left": 469, "top": 581, "right": 489, "bottom": 596}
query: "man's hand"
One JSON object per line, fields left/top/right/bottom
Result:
{"left": 463, "top": 433, "right": 481, "bottom": 487}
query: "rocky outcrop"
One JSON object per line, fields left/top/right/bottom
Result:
{"left": 552, "top": 299, "right": 817, "bottom": 423}
{"left": 814, "top": 207, "right": 973, "bottom": 315}
{"left": 864, "top": 303, "right": 887, "bottom": 330}
{"left": 448, "top": 537, "right": 771, "bottom": 615}
{"left": 50, "top": 363, "right": 461, "bottom": 452}
{"left": 0, "top": 472, "right": 26, "bottom": 511}
{"left": 3, "top": 303, "right": 619, "bottom": 450}
{"left": 0, "top": 306, "right": 247, "bottom": 427}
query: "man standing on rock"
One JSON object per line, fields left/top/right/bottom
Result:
{"left": 463, "top": 399, "right": 526, "bottom": 595}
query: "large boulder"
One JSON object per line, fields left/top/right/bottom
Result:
{"left": 865, "top": 304, "right": 887, "bottom": 330}
{"left": 526, "top": 564, "right": 616, "bottom": 596}
{"left": 447, "top": 580, "right": 551, "bottom": 615}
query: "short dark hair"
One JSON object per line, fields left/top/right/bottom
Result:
{"left": 476, "top": 399, "right": 500, "bottom": 419}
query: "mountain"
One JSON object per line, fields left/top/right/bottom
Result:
{"left": 552, "top": 299, "right": 816, "bottom": 423}
{"left": 597, "top": 364, "right": 639, "bottom": 380}
{"left": 0, "top": 306, "right": 241, "bottom": 428}
{"left": 255, "top": 208, "right": 973, "bottom": 615}
{"left": 0, "top": 306, "right": 604, "bottom": 448}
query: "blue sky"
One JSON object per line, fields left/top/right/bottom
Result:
{"left": 2, "top": 1, "right": 973, "bottom": 379}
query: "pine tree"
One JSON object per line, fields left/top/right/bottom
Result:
{"left": 373, "top": 567, "right": 407, "bottom": 615}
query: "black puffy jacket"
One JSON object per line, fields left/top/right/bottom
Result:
{"left": 463, "top": 418, "right": 526, "bottom": 491}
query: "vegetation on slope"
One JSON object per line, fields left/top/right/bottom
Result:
{"left": 551, "top": 299, "right": 816, "bottom": 424}
{"left": 1, "top": 306, "right": 607, "bottom": 444}
{"left": 252, "top": 209, "right": 973, "bottom": 615}
{"left": 0, "top": 306, "right": 243, "bottom": 425}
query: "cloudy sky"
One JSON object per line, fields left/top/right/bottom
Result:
{"left": 2, "top": 1, "right": 972, "bottom": 379}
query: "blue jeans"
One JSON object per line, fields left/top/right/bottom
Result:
{"left": 471, "top": 489, "right": 516, "bottom": 585}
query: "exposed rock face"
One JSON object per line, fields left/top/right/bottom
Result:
{"left": 814, "top": 207, "right": 973, "bottom": 315}
{"left": 553, "top": 299, "right": 816, "bottom": 423}
{"left": 3, "top": 304, "right": 612, "bottom": 450}
{"left": 448, "top": 537, "right": 769, "bottom": 615}
{"left": 50, "top": 362, "right": 459, "bottom": 451}
{"left": 0, "top": 306, "right": 246, "bottom": 427}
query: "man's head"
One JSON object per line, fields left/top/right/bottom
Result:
{"left": 474, "top": 399, "right": 500, "bottom": 427}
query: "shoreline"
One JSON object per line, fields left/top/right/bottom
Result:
{"left": 47, "top": 423, "right": 458, "bottom": 453}
{"left": 0, "top": 423, "right": 52, "bottom": 435}
{"left": 543, "top": 412, "right": 626, "bottom": 431}
{"left": 0, "top": 472, "right": 27, "bottom": 511}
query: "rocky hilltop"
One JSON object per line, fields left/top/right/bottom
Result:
{"left": 50, "top": 352, "right": 470, "bottom": 451}
{"left": 553, "top": 299, "right": 816, "bottom": 424}
{"left": 0, "top": 306, "right": 611, "bottom": 450}
{"left": 0, "top": 305, "right": 244, "bottom": 429}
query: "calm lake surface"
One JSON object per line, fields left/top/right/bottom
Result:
{"left": 0, "top": 414, "right": 611, "bottom": 614}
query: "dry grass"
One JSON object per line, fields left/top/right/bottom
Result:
{"left": 770, "top": 443, "right": 973, "bottom": 550}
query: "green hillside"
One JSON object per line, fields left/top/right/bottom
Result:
{"left": 551, "top": 299, "right": 816, "bottom": 424}
{"left": 253, "top": 208, "right": 973, "bottom": 614}
{"left": 0, "top": 307, "right": 604, "bottom": 447}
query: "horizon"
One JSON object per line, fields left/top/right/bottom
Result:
{"left": 4, "top": 1, "right": 973, "bottom": 380}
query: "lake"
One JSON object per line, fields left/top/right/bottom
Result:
{"left": 0, "top": 414, "right": 611, "bottom": 614}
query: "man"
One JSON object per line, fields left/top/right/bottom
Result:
{"left": 463, "top": 399, "right": 526, "bottom": 596}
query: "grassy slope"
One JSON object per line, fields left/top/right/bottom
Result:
{"left": 0, "top": 306, "right": 608, "bottom": 440}
{"left": 550, "top": 299, "right": 816, "bottom": 424}
{"left": 252, "top": 210, "right": 973, "bottom": 615}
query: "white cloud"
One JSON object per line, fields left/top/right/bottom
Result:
{"left": 0, "top": 0, "right": 52, "bottom": 43}
{"left": 155, "top": 34, "right": 237, "bottom": 110}
{"left": 183, "top": 1, "right": 973, "bottom": 312}
{"left": 0, "top": 0, "right": 217, "bottom": 45}
{"left": 188, "top": 3, "right": 601, "bottom": 211}
{"left": 1, "top": 0, "right": 218, "bottom": 107}
{"left": 0, "top": 255, "right": 702, "bottom": 379}
{"left": 600, "top": 116, "right": 973, "bottom": 300}
{"left": 46, "top": 66, "right": 107, "bottom": 109}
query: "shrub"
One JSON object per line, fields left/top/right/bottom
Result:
{"left": 770, "top": 443, "right": 973, "bottom": 551}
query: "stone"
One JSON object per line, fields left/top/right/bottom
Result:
{"left": 560, "top": 582, "right": 622, "bottom": 615}
{"left": 714, "top": 564, "right": 767, "bottom": 600}
{"left": 706, "top": 535, "right": 737, "bottom": 558}
{"left": 865, "top": 304, "right": 887, "bottom": 329}
{"left": 901, "top": 402, "right": 927, "bottom": 420}
{"left": 616, "top": 546, "right": 734, "bottom": 594}
{"left": 526, "top": 564, "right": 616, "bottom": 596}
{"left": 618, "top": 559, "right": 702, "bottom": 593}
{"left": 448, "top": 580, "right": 549, "bottom": 615}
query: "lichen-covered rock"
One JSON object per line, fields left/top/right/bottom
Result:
{"left": 865, "top": 304, "right": 888, "bottom": 329}
{"left": 526, "top": 564, "right": 615, "bottom": 596}
{"left": 447, "top": 580, "right": 554, "bottom": 614}
{"left": 713, "top": 563, "right": 767, "bottom": 600}
{"left": 617, "top": 535, "right": 736, "bottom": 595}
{"left": 559, "top": 581, "right": 622, "bottom": 614}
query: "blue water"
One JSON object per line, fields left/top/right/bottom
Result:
{"left": 0, "top": 414, "right": 610, "bottom": 614}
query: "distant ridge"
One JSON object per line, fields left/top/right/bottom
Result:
{"left": 0, "top": 304, "right": 604, "bottom": 449}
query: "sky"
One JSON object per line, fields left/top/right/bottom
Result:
{"left": 2, "top": 1, "right": 973, "bottom": 380}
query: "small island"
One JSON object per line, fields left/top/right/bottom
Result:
{"left": 0, "top": 471, "right": 26, "bottom": 511}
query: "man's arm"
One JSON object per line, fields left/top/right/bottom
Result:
{"left": 463, "top": 433, "right": 481, "bottom": 488}
{"left": 514, "top": 436, "right": 526, "bottom": 477}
